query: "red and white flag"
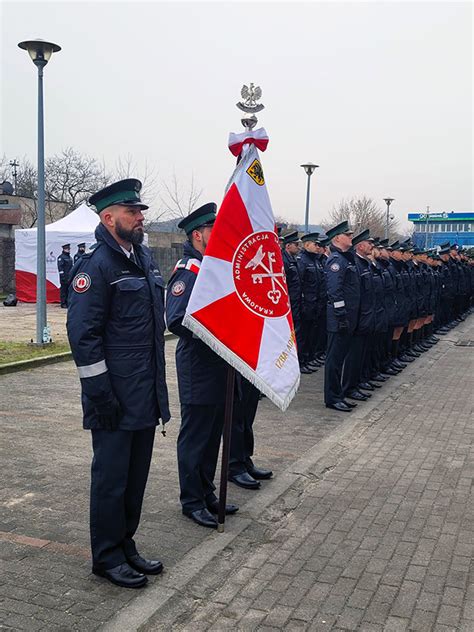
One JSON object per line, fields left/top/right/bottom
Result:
{"left": 182, "top": 129, "right": 300, "bottom": 410}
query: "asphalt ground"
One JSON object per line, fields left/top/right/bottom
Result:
{"left": 0, "top": 313, "right": 473, "bottom": 631}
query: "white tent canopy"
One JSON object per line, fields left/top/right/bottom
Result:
{"left": 15, "top": 203, "right": 100, "bottom": 302}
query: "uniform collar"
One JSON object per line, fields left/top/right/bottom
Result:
{"left": 183, "top": 240, "right": 203, "bottom": 261}
{"left": 95, "top": 223, "right": 149, "bottom": 269}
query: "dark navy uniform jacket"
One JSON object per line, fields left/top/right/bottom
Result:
{"left": 297, "top": 250, "right": 323, "bottom": 320}
{"left": 372, "top": 261, "right": 388, "bottom": 333}
{"left": 412, "top": 261, "right": 426, "bottom": 317}
{"left": 325, "top": 245, "right": 360, "bottom": 334}
{"left": 378, "top": 258, "right": 396, "bottom": 327}
{"left": 353, "top": 254, "right": 375, "bottom": 335}
{"left": 165, "top": 242, "right": 228, "bottom": 405}
{"left": 67, "top": 223, "right": 170, "bottom": 430}
{"left": 404, "top": 261, "right": 418, "bottom": 320}
{"left": 73, "top": 251, "right": 85, "bottom": 265}
{"left": 57, "top": 252, "right": 73, "bottom": 283}
{"left": 388, "top": 259, "right": 409, "bottom": 327}
{"left": 282, "top": 250, "right": 302, "bottom": 323}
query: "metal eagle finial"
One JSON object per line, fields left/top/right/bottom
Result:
{"left": 236, "top": 83, "right": 264, "bottom": 130}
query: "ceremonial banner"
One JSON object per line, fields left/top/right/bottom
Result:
{"left": 183, "top": 130, "right": 300, "bottom": 410}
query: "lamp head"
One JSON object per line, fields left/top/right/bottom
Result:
{"left": 301, "top": 162, "right": 319, "bottom": 176}
{"left": 18, "top": 39, "right": 61, "bottom": 67}
{"left": 383, "top": 197, "right": 395, "bottom": 206}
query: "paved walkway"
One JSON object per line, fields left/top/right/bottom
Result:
{"left": 0, "top": 303, "right": 69, "bottom": 343}
{"left": 0, "top": 315, "right": 473, "bottom": 631}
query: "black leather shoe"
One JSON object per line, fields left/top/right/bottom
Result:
{"left": 371, "top": 374, "right": 387, "bottom": 382}
{"left": 306, "top": 362, "right": 320, "bottom": 371}
{"left": 346, "top": 391, "right": 368, "bottom": 401}
{"left": 309, "top": 359, "right": 324, "bottom": 367}
{"left": 399, "top": 354, "right": 414, "bottom": 363}
{"left": 93, "top": 563, "right": 148, "bottom": 588}
{"left": 206, "top": 499, "right": 239, "bottom": 514}
{"left": 184, "top": 508, "right": 218, "bottom": 528}
{"left": 247, "top": 464, "right": 273, "bottom": 480}
{"left": 393, "top": 356, "right": 407, "bottom": 365}
{"left": 359, "top": 382, "right": 375, "bottom": 391}
{"left": 342, "top": 399, "right": 357, "bottom": 408}
{"left": 413, "top": 344, "right": 425, "bottom": 353}
{"left": 126, "top": 554, "right": 163, "bottom": 575}
{"left": 229, "top": 472, "right": 261, "bottom": 489}
{"left": 405, "top": 350, "right": 420, "bottom": 358}
{"left": 385, "top": 367, "right": 399, "bottom": 376}
{"left": 326, "top": 402, "right": 352, "bottom": 412}
{"left": 369, "top": 380, "right": 382, "bottom": 388}
{"left": 300, "top": 365, "right": 313, "bottom": 374}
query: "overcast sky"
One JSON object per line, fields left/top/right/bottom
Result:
{"left": 1, "top": 1, "right": 472, "bottom": 230}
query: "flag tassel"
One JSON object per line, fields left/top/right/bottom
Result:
{"left": 183, "top": 313, "right": 300, "bottom": 412}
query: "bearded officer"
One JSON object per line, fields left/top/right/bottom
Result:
{"left": 57, "top": 243, "right": 73, "bottom": 308}
{"left": 67, "top": 179, "right": 170, "bottom": 589}
{"left": 324, "top": 221, "right": 359, "bottom": 411}
{"left": 165, "top": 204, "right": 239, "bottom": 529}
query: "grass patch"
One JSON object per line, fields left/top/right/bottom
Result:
{"left": 0, "top": 341, "right": 70, "bottom": 365}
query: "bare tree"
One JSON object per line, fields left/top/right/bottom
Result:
{"left": 274, "top": 215, "right": 299, "bottom": 231}
{"left": 159, "top": 172, "right": 203, "bottom": 220}
{"left": 45, "top": 147, "right": 110, "bottom": 214}
{"left": 322, "top": 196, "right": 400, "bottom": 240}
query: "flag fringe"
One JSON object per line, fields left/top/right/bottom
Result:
{"left": 182, "top": 314, "right": 300, "bottom": 412}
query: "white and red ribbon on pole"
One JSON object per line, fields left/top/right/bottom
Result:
{"left": 228, "top": 128, "right": 269, "bottom": 157}
{"left": 183, "top": 128, "right": 300, "bottom": 411}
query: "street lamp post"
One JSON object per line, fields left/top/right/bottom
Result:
{"left": 425, "top": 205, "right": 430, "bottom": 249}
{"left": 383, "top": 197, "right": 394, "bottom": 240}
{"left": 18, "top": 38, "right": 61, "bottom": 345}
{"left": 301, "top": 162, "right": 319, "bottom": 233}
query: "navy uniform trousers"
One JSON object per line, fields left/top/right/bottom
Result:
{"left": 229, "top": 379, "right": 260, "bottom": 476}
{"left": 90, "top": 427, "right": 155, "bottom": 570}
{"left": 342, "top": 334, "right": 368, "bottom": 395}
{"left": 324, "top": 331, "right": 351, "bottom": 405}
{"left": 177, "top": 404, "right": 224, "bottom": 513}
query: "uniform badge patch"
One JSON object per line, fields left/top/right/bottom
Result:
{"left": 72, "top": 272, "right": 91, "bottom": 293}
{"left": 330, "top": 263, "right": 340, "bottom": 272}
{"left": 246, "top": 159, "right": 265, "bottom": 186}
{"left": 171, "top": 280, "right": 186, "bottom": 296}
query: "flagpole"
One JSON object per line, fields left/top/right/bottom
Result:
{"left": 217, "top": 85, "right": 263, "bottom": 532}
{"left": 217, "top": 365, "right": 236, "bottom": 532}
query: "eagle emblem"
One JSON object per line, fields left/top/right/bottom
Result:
{"left": 237, "top": 83, "right": 265, "bottom": 113}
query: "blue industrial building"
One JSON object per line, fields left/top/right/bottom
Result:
{"left": 408, "top": 212, "right": 474, "bottom": 249}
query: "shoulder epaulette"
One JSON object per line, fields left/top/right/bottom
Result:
{"left": 173, "top": 257, "right": 201, "bottom": 275}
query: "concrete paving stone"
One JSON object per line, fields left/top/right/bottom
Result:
{"left": 409, "top": 608, "right": 437, "bottom": 631}
{"left": 284, "top": 619, "right": 308, "bottom": 631}
{"left": 236, "top": 607, "right": 267, "bottom": 629}
{"left": 442, "top": 586, "right": 464, "bottom": 607}
{"left": 416, "top": 590, "right": 441, "bottom": 612}
{"left": 346, "top": 588, "right": 373, "bottom": 610}
{"left": 318, "top": 593, "right": 347, "bottom": 616}
{"left": 436, "top": 604, "right": 462, "bottom": 627}
{"left": 251, "top": 589, "right": 280, "bottom": 611}
{"left": 445, "top": 569, "right": 468, "bottom": 589}
{"left": 384, "top": 615, "right": 411, "bottom": 631}
{"left": 291, "top": 600, "right": 320, "bottom": 622}
{"left": 260, "top": 604, "right": 294, "bottom": 628}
